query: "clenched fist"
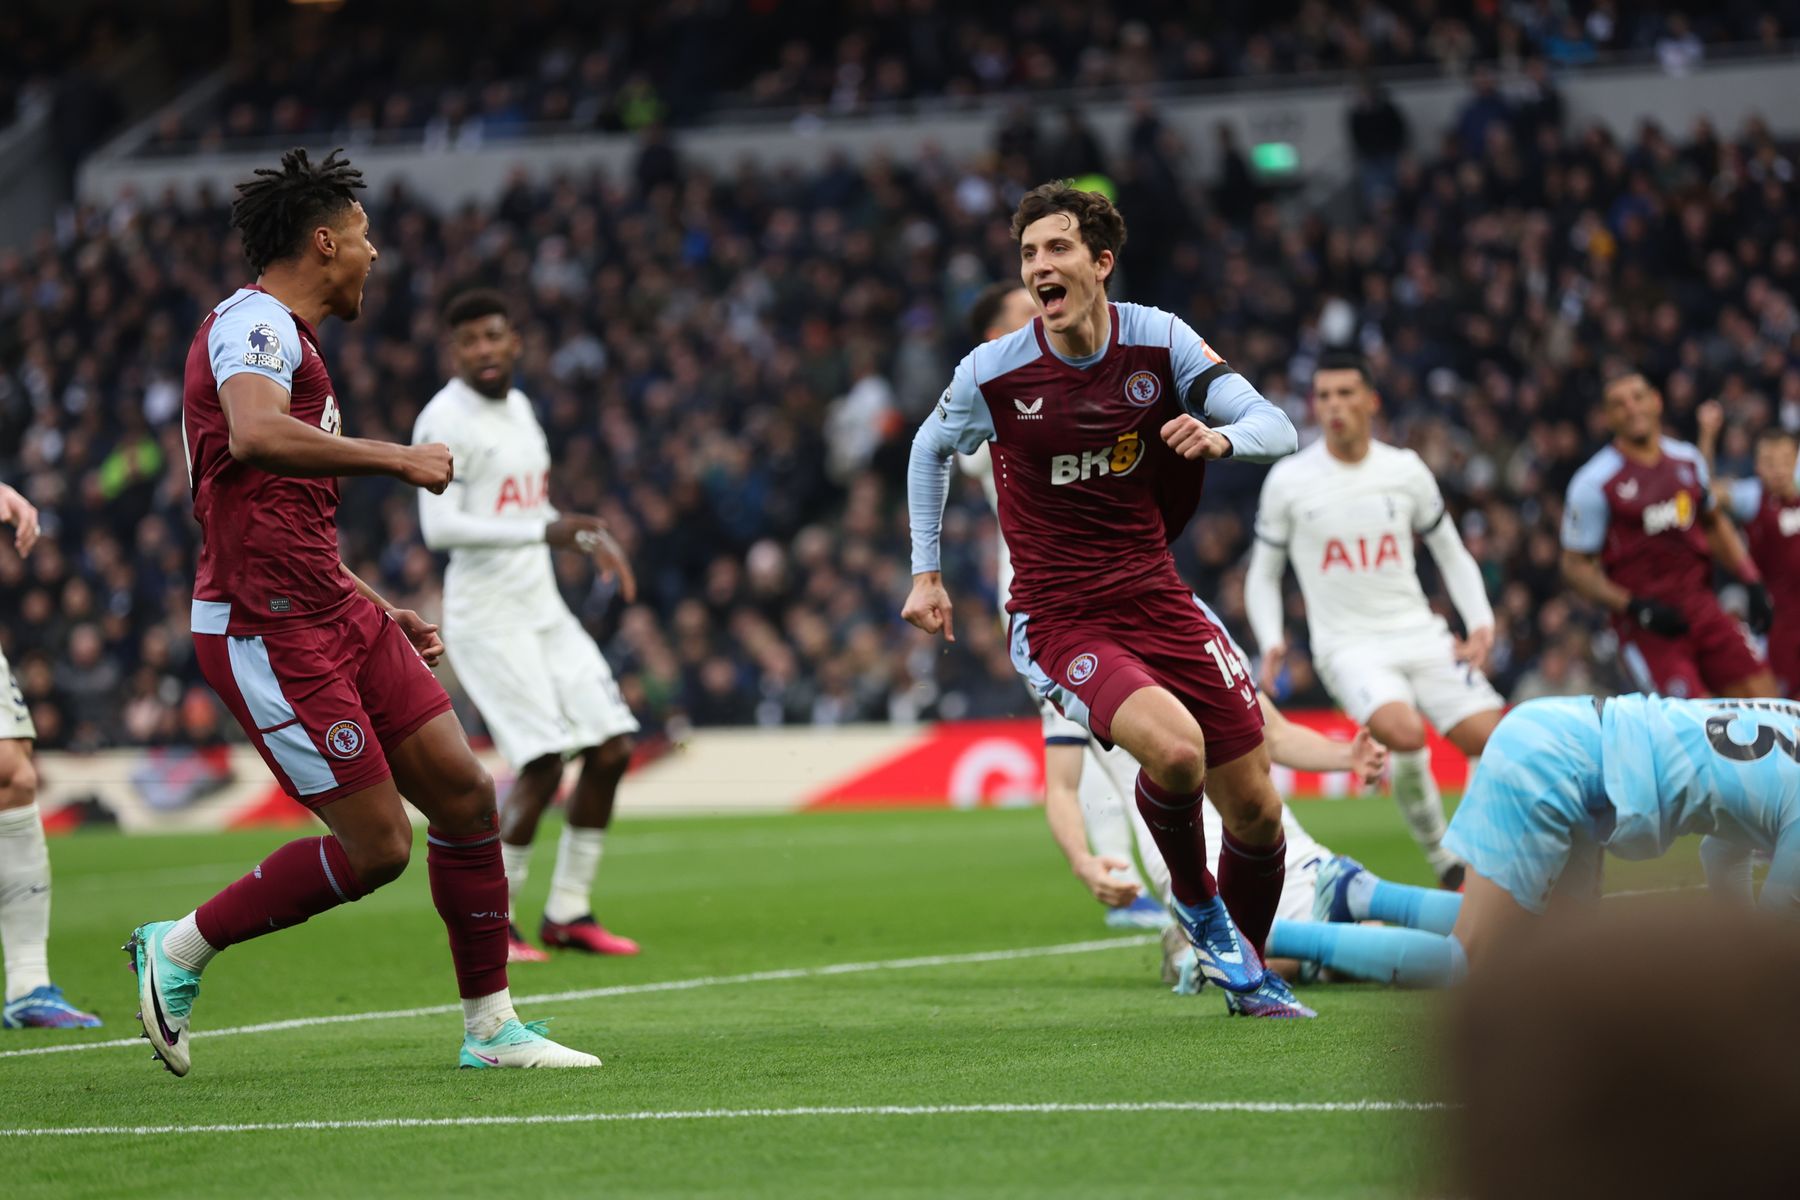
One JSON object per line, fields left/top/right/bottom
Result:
{"left": 399, "top": 443, "right": 454, "bottom": 493}
{"left": 1161, "top": 414, "right": 1233, "bottom": 460}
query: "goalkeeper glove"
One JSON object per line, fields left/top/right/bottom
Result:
{"left": 1627, "top": 596, "right": 1689, "bottom": 637}
{"left": 1745, "top": 581, "right": 1773, "bottom": 636}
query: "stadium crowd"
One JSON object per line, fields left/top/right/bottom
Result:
{"left": 141, "top": 0, "right": 1791, "bottom": 151}
{"left": 2, "top": 65, "right": 1798, "bottom": 755}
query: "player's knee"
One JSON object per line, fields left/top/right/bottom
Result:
{"left": 347, "top": 824, "right": 413, "bottom": 890}
{"left": 1234, "top": 803, "right": 1284, "bottom": 845}
{"left": 1145, "top": 739, "right": 1206, "bottom": 794}
{"left": 589, "top": 735, "right": 633, "bottom": 776}
{"left": 1373, "top": 711, "right": 1428, "bottom": 754}
{"left": 443, "top": 763, "right": 498, "bottom": 830}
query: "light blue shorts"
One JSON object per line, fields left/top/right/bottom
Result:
{"left": 1442, "top": 697, "right": 1611, "bottom": 914}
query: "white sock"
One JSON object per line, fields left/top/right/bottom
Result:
{"left": 1390, "top": 749, "right": 1458, "bottom": 877}
{"left": 500, "top": 841, "right": 532, "bottom": 902}
{"left": 0, "top": 803, "right": 51, "bottom": 1001}
{"left": 463, "top": 987, "right": 518, "bottom": 1040}
{"left": 544, "top": 826, "right": 605, "bottom": 924}
{"left": 162, "top": 911, "right": 219, "bottom": 973}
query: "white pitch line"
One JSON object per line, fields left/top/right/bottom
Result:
{"left": 0, "top": 1100, "right": 1452, "bottom": 1138}
{"left": 0, "top": 935, "right": 1156, "bottom": 1061}
{"left": 1604, "top": 883, "right": 1708, "bottom": 899}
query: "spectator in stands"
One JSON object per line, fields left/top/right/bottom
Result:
{"left": 2, "top": 67, "right": 1798, "bottom": 750}
{"left": 1348, "top": 78, "right": 1410, "bottom": 211}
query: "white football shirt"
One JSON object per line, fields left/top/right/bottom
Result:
{"left": 1253, "top": 438, "right": 1452, "bottom": 654}
{"left": 414, "top": 377, "right": 565, "bottom": 632}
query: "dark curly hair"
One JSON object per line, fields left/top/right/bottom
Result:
{"left": 231, "top": 147, "right": 366, "bottom": 274}
{"left": 442, "top": 287, "right": 512, "bottom": 329}
{"left": 1009, "top": 182, "right": 1129, "bottom": 290}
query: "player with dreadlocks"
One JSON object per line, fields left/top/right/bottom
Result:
{"left": 126, "top": 148, "right": 601, "bottom": 1073}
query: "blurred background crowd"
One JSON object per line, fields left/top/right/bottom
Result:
{"left": 11, "top": 0, "right": 1789, "bottom": 155}
{"left": 1, "top": 2, "right": 1797, "bottom": 755}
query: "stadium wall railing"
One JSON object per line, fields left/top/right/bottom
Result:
{"left": 31, "top": 712, "right": 1469, "bottom": 834}
{"left": 76, "top": 55, "right": 1800, "bottom": 212}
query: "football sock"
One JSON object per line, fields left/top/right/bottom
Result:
{"left": 1079, "top": 762, "right": 1151, "bottom": 900}
{"left": 462, "top": 987, "right": 519, "bottom": 1041}
{"left": 194, "top": 835, "right": 366, "bottom": 951}
{"left": 1132, "top": 771, "right": 1216, "bottom": 905}
{"left": 1366, "top": 878, "right": 1464, "bottom": 936}
{"left": 1218, "top": 830, "right": 1286, "bottom": 955}
{"left": 500, "top": 841, "right": 532, "bottom": 900}
{"left": 544, "top": 825, "right": 605, "bottom": 924}
{"left": 0, "top": 803, "right": 52, "bottom": 1001}
{"left": 1390, "top": 749, "right": 1459, "bottom": 877}
{"left": 1268, "top": 921, "right": 1466, "bottom": 988}
{"left": 1128, "top": 805, "right": 1173, "bottom": 904}
{"left": 427, "top": 826, "right": 510, "bottom": 1000}
{"left": 162, "top": 912, "right": 218, "bottom": 972}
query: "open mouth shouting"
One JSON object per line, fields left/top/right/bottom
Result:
{"left": 1037, "top": 282, "right": 1069, "bottom": 319}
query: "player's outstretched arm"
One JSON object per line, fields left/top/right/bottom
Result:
{"left": 221, "top": 374, "right": 451, "bottom": 491}
{"left": 1559, "top": 548, "right": 1631, "bottom": 615}
{"left": 1420, "top": 511, "right": 1496, "bottom": 670}
{"left": 1244, "top": 538, "right": 1289, "bottom": 691}
{"left": 904, "top": 362, "right": 992, "bottom": 640}
{"left": 1042, "top": 742, "right": 1141, "bottom": 906}
{"left": 903, "top": 419, "right": 958, "bottom": 640}
{"left": 1700, "top": 505, "right": 1764, "bottom": 587}
{"left": 1256, "top": 693, "right": 1386, "bottom": 783}
{"left": 0, "top": 481, "right": 41, "bottom": 557}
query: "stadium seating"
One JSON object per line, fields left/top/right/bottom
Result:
{"left": 141, "top": 1, "right": 1783, "bottom": 149}
{"left": 2, "top": 54, "right": 1798, "bottom": 754}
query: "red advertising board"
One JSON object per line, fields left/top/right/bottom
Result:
{"left": 802, "top": 713, "right": 1471, "bottom": 809}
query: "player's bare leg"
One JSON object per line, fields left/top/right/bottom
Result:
{"left": 1444, "top": 708, "right": 1500, "bottom": 852}
{"left": 127, "top": 776, "right": 405, "bottom": 1075}
{"left": 387, "top": 712, "right": 599, "bottom": 1068}
{"left": 1719, "top": 669, "right": 1780, "bottom": 698}
{"left": 497, "top": 754, "right": 562, "bottom": 962}
{"left": 1367, "top": 701, "right": 1462, "bottom": 886}
{"left": 0, "top": 738, "right": 100, "bottom": 1029}
{"left": 1112, "top": 688, "right": 1311, "bottom": 1015}
{"left": 540, "top": 735, "right": 639, "bottom": 955}
{"left": 1448, "top": 871, "right": 1532, "bottom": 973}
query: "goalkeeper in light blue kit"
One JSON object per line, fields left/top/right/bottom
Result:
{"left": 1301, "top": 693, "right": 1800, "bottom": 983}
{"left": 1440, "top": 694, "right": 1800, "bottom": 965}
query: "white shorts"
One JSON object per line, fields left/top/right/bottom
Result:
{"left": 1314, "top": 630, "right": 1502, "bottom": 734}
{"left": 446, "top": 613, "right": 639, "bottom": 770}
{"left": 0, "top": 647, "right": 34, "bottom": 741}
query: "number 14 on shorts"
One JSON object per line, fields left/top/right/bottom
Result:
{"left": 1204, "top": 637, "right": 1258, "bottom": 708}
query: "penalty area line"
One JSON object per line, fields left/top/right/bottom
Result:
{"left": 0, "top": 1100, "right": 1453, "bottom": 1138}
{"left": 0, "top": 935, "right": 1155, "bottom": 1061}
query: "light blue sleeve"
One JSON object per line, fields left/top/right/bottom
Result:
{"left": 1168, "top": 317, "right": 1296, "bottom": 463}
{"left": 908, "top": 355, "right": 996, "bottom": 575}
{"left": 209, "top": 297, "right": 302, "bottom": 392}
{"left": 1727, "top": 478, "right": 1764, "bottom": 523}
{"left": 1560, "top": 468, "right": 1610, "bottom": 553}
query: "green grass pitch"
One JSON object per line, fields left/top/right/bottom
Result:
{"left": 0, "top": 797, "right": 1704, "bottom": 1198}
